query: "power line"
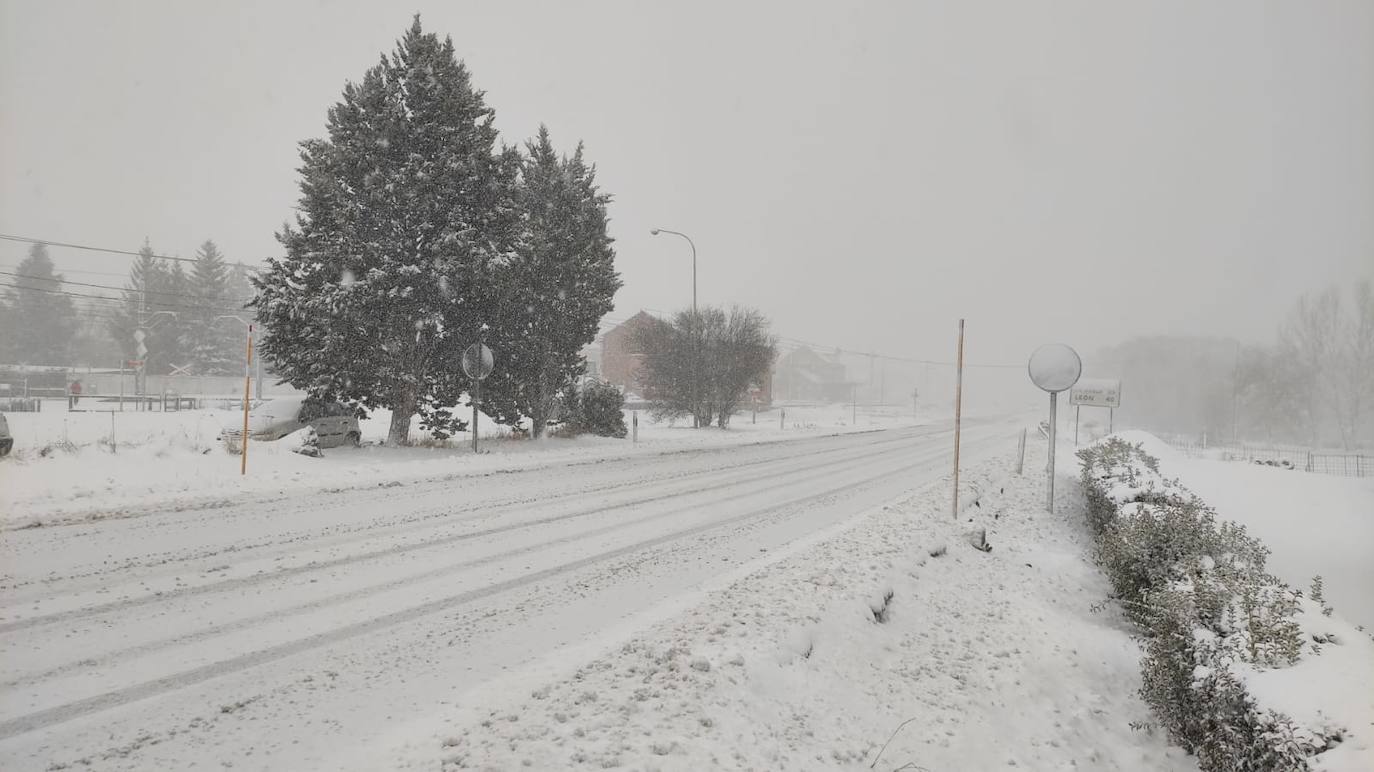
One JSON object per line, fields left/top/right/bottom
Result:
{"left": 0, "top": 270, "right": 249, "bottom": 305}
{"left": 0, "top": 233, "right": 198, "bottom": 264}
{"left": 0, "top": 263, "right": 130, "bottom": 279}
{"left": 0, "top": 281, "right": 249, "bottom": 316}
{"left": 0, "top": 232, "right": 257, "bottom": 270}
{"left": 596, "top": 311, "right": 1020, "bottom": 370}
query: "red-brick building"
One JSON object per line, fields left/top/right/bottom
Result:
{"left": 599, "top": 311, "right": 658, "bottom": 397}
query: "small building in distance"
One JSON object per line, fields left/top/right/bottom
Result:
{"left": 772, "top": 346, "right": 850, "bottom": 403}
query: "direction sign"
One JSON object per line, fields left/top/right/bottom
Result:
{"left": 461, "top": 343, "right": 495, "bottom": 380}
{"left": 1070, "top": 379, "right": 1121, "bottom": 408}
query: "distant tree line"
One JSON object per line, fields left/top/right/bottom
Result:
{"left": 106, "top": 240, "right": 254, "bottom": 376}
{"left": 0, "top": 240, "right": 253, "bottom": 375}
{"left": 1093, "top": 278, "right": 1373, "bottom": 450}
{"left": 252, "top": 18, "right": 620, "bottom": 445}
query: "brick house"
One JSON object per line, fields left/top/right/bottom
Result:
{"left": 599, "top": 311, "right": 659, "bottom": 397}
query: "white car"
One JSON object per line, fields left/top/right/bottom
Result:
{"left": 221, "top": 396, "right": 360, "bottom": 448}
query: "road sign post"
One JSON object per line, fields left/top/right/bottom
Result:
{"left": 461, "top": 343, "right": 495, "bottom": 455}
{"left": 1028, "top": 344, "right": 1082, "bottom": 513}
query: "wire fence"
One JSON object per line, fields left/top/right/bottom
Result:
{"left": 1160, "top": 437, "right": 1371, "bottom": 478}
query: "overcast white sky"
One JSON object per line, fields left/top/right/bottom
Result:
{"left": 2, "top": 0, "right": 1371, "bottom": 366}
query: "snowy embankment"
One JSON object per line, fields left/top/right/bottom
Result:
{"left": 357, "top": 438, "right": 1194, "bottom": 771}
{"left": 1079, "top": 432, "right": 1374, "bottom": 772}
{"left": 0, "top": 401, "right": 932, "bottom": 527}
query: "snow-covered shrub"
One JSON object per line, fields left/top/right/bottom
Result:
{"left": 565, "top": 380, "right": 627, "bottom": 439}
{"left": 1078, "top": 437, "right": 1338, "bottom": 771}
{"left": 1078, "top": 438, "right": 1171, "bottom": 536}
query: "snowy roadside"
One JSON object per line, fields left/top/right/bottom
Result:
{"left": 355, "top": 438, "right": 1195, "bottom": 771}
{"left": 0, "top": 402, "right": 957, "bottom": 527}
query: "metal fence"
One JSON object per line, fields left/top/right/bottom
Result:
{"left": 1161, "top": 437, "right": 1371, "bottom": 478}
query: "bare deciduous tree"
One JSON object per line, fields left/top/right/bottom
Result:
{"left": 632, "top": 306, "right": 776, "bottom": 428}
{"left": 1279, "top": 281, "right": 1374, "bottom": 449}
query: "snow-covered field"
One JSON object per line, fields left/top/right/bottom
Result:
{"left": 0, "top": 416, "right": 1023, "bottom": 771}
{"left": 1, "top": 400, "right": 945, "bottom": 527}
{"left": 1113, "top": 431, "right": 1374, "bottom": 631}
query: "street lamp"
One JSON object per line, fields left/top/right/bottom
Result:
{"left": 651, "top": 227, "right": 701, "bottom": 426}
{"left": 649, "top": 228, "right": 696, "bottom": 314}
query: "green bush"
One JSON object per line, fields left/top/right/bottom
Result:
{"left": 566, "top": 380, "right": 627, "bottom": 439}
{"left": 1079, "top": 438, "right": 1317, "bottom": 771}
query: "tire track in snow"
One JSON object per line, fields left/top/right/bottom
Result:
{"left": 1, "top": 426, "right": 946, "bottom": 595}
{"left": 0, "top": 443, "right": 933, "bottom": 691}
{"left": 0, "top": 427, "right": 938, "bottom": 635}
{"left": 0, "top": 439, "right": 960, "bottom": 740}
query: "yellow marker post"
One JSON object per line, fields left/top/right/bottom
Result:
{"left": 241, "top": 325, "right": 253, "bottom": 476}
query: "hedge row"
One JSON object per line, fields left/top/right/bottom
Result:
{"left": 1078, "top": 438, "right": 1343, "bottom": 771}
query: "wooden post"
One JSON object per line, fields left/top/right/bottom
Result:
{"left": 1016, "top": 428, "right": 1026, "bottom": 475}
{"left": 632, "top": 410, "right": 639, "bottom": 443}
{"left": 951, "top": 319, "right": 965, "bottom": 520}
{"left": 240, "top": 325, "right": 253, "bottom": 476}
{"left": 1074, "top": 405, "right": 1081, "bottom": 446}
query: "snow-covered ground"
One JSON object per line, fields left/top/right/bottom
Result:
{"left": 1112, "top": 431, "right": 1374, "bottom": 631}
{"left": 352, "top": 439, "right": 1195, "bottom": 771}
{"left": 0, "top": 417, "right": 1027, "bottom": 771}
{"left": 0, "top": 400, "right": 949, "bottom": 527}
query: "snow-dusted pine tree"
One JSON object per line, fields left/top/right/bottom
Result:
{"left": 107, "top": 241, "right": 188, "bottom": 374}
{"left": 186, "top": 240, "right": 239, "bottom": 374}
{"left": 253, "top": 17, "right": 521, "bottom": 444}
{"left": 1, "top": 242, "right": 76, "bottom": 365}
{"left": 482, "top": 126, "right": 621, "bottom": 436}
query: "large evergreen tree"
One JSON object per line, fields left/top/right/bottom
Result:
{"left": 253, "top": 17, "right": 521, "bottom": 444}
{"left": 186, "top": 240, "right": 239, "bottom": 374}
{"left": 482, "top": 126, "right": 621, "bottom": 437}
{"left": 2, "top": 242, "right": 77, "bottom": 365}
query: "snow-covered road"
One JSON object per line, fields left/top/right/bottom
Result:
{"left": 0, "top": 418, "right": 1017, "bottom": 770}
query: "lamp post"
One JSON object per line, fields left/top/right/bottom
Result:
{"left": 649, "top": 228, "right": 696, "bottom": 314}
{"left": 651, "top": 227, "right": 700, "bottom": 425}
